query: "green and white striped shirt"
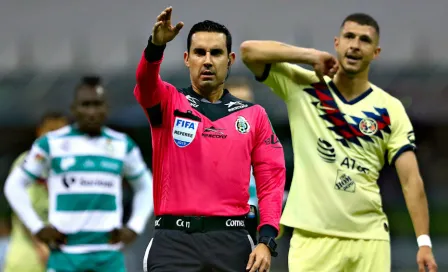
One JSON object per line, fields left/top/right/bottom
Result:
{"left": 19, "top": 125, "right": 150, "bottom": 254}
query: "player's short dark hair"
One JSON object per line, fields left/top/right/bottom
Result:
{"left": 38, "top": 111, "right": 67, "bottom": 125}
{"left": 341, "top": 13, "right": 380, "bottom": 36}
{"left": 187, "top": 20, "right": 232, "bottom": 54}
{"left": 77, "top": 76, "right": 102, "bottom": 89}
{"left": 74, "top": 75, "right": 103, "bottom": 98}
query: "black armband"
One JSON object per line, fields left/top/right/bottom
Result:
{"left": 259, "top": 224, "right": 278, "bottom": 238}
{"left": 144, "top": 35, "right": 166, "bottom": 62}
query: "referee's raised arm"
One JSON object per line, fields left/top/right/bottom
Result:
{"left": 134, "top": 6, "right": 184, "bottom": 109}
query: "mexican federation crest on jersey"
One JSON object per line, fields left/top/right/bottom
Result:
{"left": 235, "top": 116, "right": 250, "bottom": 134}
{"left": 172, "top": 117, "right": 199, "bottom": 147}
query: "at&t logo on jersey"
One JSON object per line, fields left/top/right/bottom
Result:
{"left": 172, "top": 117, "right": 199, "bottom": 147}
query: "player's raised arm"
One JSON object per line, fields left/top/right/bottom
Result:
{"left": 240, "top": 40, "right": 338, "bottom": 82}
{"left": 134, "top": 6, "right": 184, "bottom": 109}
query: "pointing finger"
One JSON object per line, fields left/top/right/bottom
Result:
{"left": 157, "top": 12, "right": 166, "bottom": 22}
{"left": 165, "top": 7, "right": 173, "bottom": 24}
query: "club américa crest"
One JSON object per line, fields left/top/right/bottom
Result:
{"left": 359, "top": 118, "right": 378, "bottom": 136}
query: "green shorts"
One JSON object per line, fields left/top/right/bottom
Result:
{"left": 47, "top": 250, "right": 125, "bottom": 272}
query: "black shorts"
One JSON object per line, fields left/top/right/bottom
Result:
{"left": 143, "top": 228, "right": 255, "bottom": 272}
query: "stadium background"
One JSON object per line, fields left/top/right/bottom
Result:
{"left": 0, "top": 0, "right": 447, "bottom": 271}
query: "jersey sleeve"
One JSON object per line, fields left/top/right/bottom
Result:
{"left": 9, "top": 151, "right": 28, "bottom": 173}
{"left": 257, "top": 62, "right": 319, "bottom": 101}
{"left": 134, "top": 39, "right": 178, "bottom": 126}
{"left": 386, "top": 99, "right": 416, "bottom": 165}
{"left": 22, "top": 136, "right": 51, "bottom": 181}
{"left": 122, "top": 136, "right": 147, "bottom": 181}
{"left": 251, "top": 107, "right": 286, "bottom": 233}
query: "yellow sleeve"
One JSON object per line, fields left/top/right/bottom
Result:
{"left": 257, "top": 62, "right": 319, "bottom": 101}
{"left": 387, "top": 99, "right": 416, "bottom": 165}
{"left": 9, "top": 151, "right": 29, "bottom": 173}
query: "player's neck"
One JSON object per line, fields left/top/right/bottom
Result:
{"left": 74, "top": 123, "right": 102, "bottom": 137}
{"left": 191, "top": 84, "right": 224, "bottom": 103}
{"left": 333, "top": 69, "right": 371, "bottom": 102}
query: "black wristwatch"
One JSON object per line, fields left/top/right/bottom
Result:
{"left": 258, "top": 236, "right": 278, "bottom": 257}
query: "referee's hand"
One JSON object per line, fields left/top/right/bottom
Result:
{"left": 246, "top": 244, "right": 271, "bottom": 272}
{"left": 152, "top": 6, "right": 184, "bottom": 46}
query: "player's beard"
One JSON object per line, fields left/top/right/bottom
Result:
{"left": 340, "top": 59, "right": 369, "bottom": 77}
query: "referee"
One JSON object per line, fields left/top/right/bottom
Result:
{"left": 135, "top": 6, "right": 286, "bottom": 272}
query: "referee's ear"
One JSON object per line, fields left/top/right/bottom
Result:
{"left": 228, "top": 52, "right": 236, "bottom": 68}
{"left": 184, "top": 51, "right": 190, "bottom": 68}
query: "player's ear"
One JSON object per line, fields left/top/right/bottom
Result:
{"left": 228, "top": 52, "right": 236, "bottom": 67}
{"left": 373, "top": 46, "right": 381, "bottom": 60}
{"left": 184, "top": 51, "right": 190, "bottom": 68}
{"left": 334, "top": 36, "right": 339, "bottom": 50}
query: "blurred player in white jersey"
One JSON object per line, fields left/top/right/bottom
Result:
{"left": 3, "top": 112, "right": 68, "bottom": 272}
{"left": 241, "top": 13, "right": 437, "bottom": 272}
{"left": 4, "top": 76, "right": 154, "bottom": 272}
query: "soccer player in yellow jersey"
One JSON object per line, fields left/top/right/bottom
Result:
{"left": 3, "top": 112, "right": 68, "bottom": 272}
{"left": 240, "top": 13, "right": 438, "bottom": 272}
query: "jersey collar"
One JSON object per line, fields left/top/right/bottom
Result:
{"left": 329, "top": 81, "right": 373, "bottom": 105}
{"left": 185, "top": 86, "right": 230, "bottom": 103}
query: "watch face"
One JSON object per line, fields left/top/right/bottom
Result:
{"left": 268, "top": 238, "right": 277, "bottom": 250}
{"left": 260, "top": 237, "right": 277, "bottom": 250}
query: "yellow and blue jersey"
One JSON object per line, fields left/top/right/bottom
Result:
{"left": 258, "top": 62, "right": 416, "bottom": 241}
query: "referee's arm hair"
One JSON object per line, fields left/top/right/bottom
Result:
{"left": 252, "top": 108, "right": 286, "bottom": 238}
{"left": 240, "top": 40, "right": 320, "bottom": 79}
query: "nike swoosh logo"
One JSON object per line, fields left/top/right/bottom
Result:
{"left": 316, "top": 102, "right": 336, "bottom": 111}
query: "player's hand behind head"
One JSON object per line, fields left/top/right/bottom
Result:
{"left": 152, "top": 6, "right": 184, "bottom": 46}
{"left": 417, "top": 246, "right": 438, "bottom": 272}
{"left": 35, "top": 225, "right": 66, "bottom": 248}
{"left": 312, "top": 50, "right": 339, "bottom": 82}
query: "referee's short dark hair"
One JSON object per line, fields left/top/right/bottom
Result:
{"left": 342, "top": 13, "right": 380, "bottom": 36}
{"left": 187, "top": 20, "right": 232, "bottom": 54}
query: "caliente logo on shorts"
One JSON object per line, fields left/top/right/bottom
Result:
{"left": 172, "top": 117, "right": 199, "bottom": 147}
